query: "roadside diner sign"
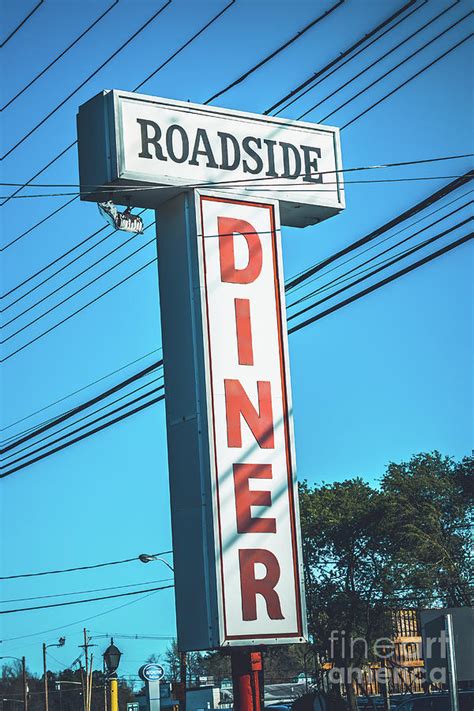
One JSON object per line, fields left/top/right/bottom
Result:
{"left": 77, "top": 90, "right": 344, "bottom": 650}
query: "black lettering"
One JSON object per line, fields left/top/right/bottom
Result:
{"left": 301, "top": 145, "right": 322, "bottom": 183}
{"left": 242, "top": 137, "right": 263, "bottom": 175}
{"left": 263, "top": 139, "right": 279, "bottom": 177}
{"left": 189, "top": 128, "right": 219, "bottom": 168}
{"left": 218, "top": 132, "right": 240, "bottom": 171}
{"left": 280, "top": 141, "right": 301, "bottom": 179}
{"left": 165, "top": 124, "right": 189, "bottom": 164}
{"left": 136, "top": 119, "right": 167, "bottom": 161}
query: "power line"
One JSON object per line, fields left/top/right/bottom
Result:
{"left": 296, "top": 0, "right": 460, "bottom": 121}
{"left": 286, "top": 172, "right": 473, "bottom": 290}
{"left": 266, "top": 0, "right": 423, "bottom": 116}
{"left": 1, "top": 578, "right": 173, "bottom": 605}
{"left": 2, "top": 228, "right": 471, "bottom": 477}
{"left": 0, "top": 589, "right": 166, "bottom": 643}
{"left": 204, "top": 0, "right": 345, "bottom": 104}
{"left": 3, "top": 375, "right": 164, "bottom": 461}
{"left": 0, "top": 0, "right": 44, "bottom": 48}
{"left": 1, "top": 257, "right": 157, "bottom": 363}
{"left": 1, "top": 197, "right": 79, "bottom": 252}
{"left": 288, "top": 218, "right": 472, "bottom": 322}
{"left": 308, "top": 10, "right": 473, "bottom": 124}
{"left": 1, "top": 0, "right": 120, "bottom": 110}
{"left": 1, "top": 1, "right": 173, "bottom": 161}
{"left": 288, "top": 234, "right": 472, "bottom": 334}
{"left": 0, "top": 173, "right": 469, "bottom": 200}
{"left": 287, "top": 189, "right": 473, "bottom": 298}
{"left": 0, "top": 551, "right": 171, "bottom": 581}
{"left": 287, "top": 201, "right": 472, "bottom": 308}
{"left": 0, "top": 357, "right": 163, "bottom": 454}
{"left": 0, "top": 0, "right": 234, "bottom": 212}
{"left": 1, "top": 583, "right": 175, "bottom": 616}
{"left": 0, "top": 392, "right": 166, "bottom": 478}
{"left": 1, "top": 346, "right": 161, "bottom": 434}
{"left": 1, "top": 227, "right": 156, "bottom": 340}
{"left": 2, "top": 382, "right": 165, "bottom": 471}
{"left": 341, "top": 32, "right": 473, "bottom": 130}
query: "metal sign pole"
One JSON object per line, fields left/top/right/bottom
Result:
{"left": 444, "top": 614, "right": 459, "bottom": 711}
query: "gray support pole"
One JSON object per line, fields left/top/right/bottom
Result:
{"left": 444, "top": 614, "right": 459, "bottom": 711}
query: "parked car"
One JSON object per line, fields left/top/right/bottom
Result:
{"left": 395, "top": 690, "right": 474, "bottom": 710}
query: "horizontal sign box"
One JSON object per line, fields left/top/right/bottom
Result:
{"left": 77, "top": 90, "right": 344, "bottom": 227}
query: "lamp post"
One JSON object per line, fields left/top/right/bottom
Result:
{"left": 103, "top": 640, "right": 122, "bottom": 711}
{"left": 43, "top": 638, "right": 66, "bottom": 711}
{"left": 138, "top": 555, "right": 184, "bottom": 709}
{"left": 0, "top": 657, "right": 27, "bottom": 711}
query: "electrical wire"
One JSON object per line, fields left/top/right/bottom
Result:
{"left": 1, "top": 257, "right": 157, "bottom": 363}
{"left": 204, "top": 0, "right": 345, "bottom": 104}
{"left": 1, "top": 578, "right": 173, "bottom": 604}
{"left": 0, "top": 0, "right": 234, "bottom": 212}
{"left": 285, "top": 172, "right": 472, "bottom": 290}
{"left": 1, "top": 229, "right": 471, "bottom": 478}
{"left": 2, "top": 383, "right": 165, "bottom": 470}
{"left": 288, "top": 234, "right": 472, "bottom": 334}
{"left": 1, "top": 346, "right": 162, "bottom": 434}
{"left": 0, "top": 173, "right": 469, "bottom": 200}
{"left": 0, "top": 358, "right": 163, "bottom": 454}
{"left": 1, "top": 1, "right": 173, "bottom": 161}
{"left": 1, "top": 0, "right": 120, "bottom": 111}
{"left": 0, "top": 551, "right": 171, "bottom": 580}
{"left": 296, "top": 0, "right": 460, "bottom": 121}
{"left": 308, "top": 11, "right": 473, "bottom": 124}
{"left": 341, "top": 32, "right": 473, "bottom": 130}
{"left": 287, "top": 218, "right": 472, "bottom": 321}
{"left": 287, "top": 189, "right": 473, "bottom": 298}
{"left": 2, "top": 210, "right": 147, "bottom": 304}
{"left": 2, "top": 374, "right": 164, "bottom": 461}
{"left": 1, "top": 227, "right": 156, "bottom": 340}
{"left": 265, "top": 0, "right": 423, "bottom": 116}
{"left": 0, "top": 391, "right": 166, "bottom": 478}
{"left": 0, "top": 0, "right": 44, "bottom": 48}
{"left": 0, "top": 588, "right": 167, "bottom": 643}
{"left": 287, "top": 201, "right": 472, "bottom": 308}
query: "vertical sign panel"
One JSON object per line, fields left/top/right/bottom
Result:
{"left": 197, "top": 193, "right": 305, "bottom": 644}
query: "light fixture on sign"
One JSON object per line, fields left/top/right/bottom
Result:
{"left": 98, "top": 200, "right": 144, "bottom": 234}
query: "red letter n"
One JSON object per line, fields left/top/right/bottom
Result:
{"left": 224, "top": 380, "right": 274, "bottom": 449}
{"left": 239, "top": 549, "right": 284, "bottom": 621}
{"left": 218, "top": 216, "right": 262, "bottom": 284}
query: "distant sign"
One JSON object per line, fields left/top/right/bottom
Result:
{"left": 77, "top": 90, "right": 344, "bottom": 227}
{"left": 138, "top": 664, "right": 165, "bottom": 682}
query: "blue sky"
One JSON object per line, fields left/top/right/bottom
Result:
{"left": 1, "top": 0, "right": 472, "bottom": 681}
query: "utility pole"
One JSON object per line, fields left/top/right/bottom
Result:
{"left": 21, "top": 657, "right": 27, "bottom": 711}
{"left": 179, "top": 652, "right": 186, "bottom": 711}
{"left": 42, "top": 645, "right": 49, "bottom": 711}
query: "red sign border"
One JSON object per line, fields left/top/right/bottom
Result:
{"left": 199, "top": 194, "right": 304, "bottom": 644}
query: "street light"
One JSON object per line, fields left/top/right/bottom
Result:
{"left": 43, "top": 638, "right": 66, "bottom": 711}
{"left": 103, "top": 640, "right": 121, "bottom": 711}
{"left": 0, "top": 657, "right": 27, "bottom": 711}
{"left": 138, "top": 553, "right": 174, "bottom": 573}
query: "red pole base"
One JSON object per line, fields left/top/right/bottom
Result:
{"left": 231, "top": 650, "right": 262, "bottom": 711}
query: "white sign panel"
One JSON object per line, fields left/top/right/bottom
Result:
{"left": 77, "top": 90, "right": 344, "bottom": 227}
{"left": 197, "top": 194, "right": 304, "bottom": 642}
{"left": 155, "top": 190, "right": 306, "bottom": 649}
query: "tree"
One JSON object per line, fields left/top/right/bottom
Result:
{"left": 300, "top": 478, "right": 397, "bottom": 710}
{"left": 299, "top": 452, "right": 473, "bottom": 711}
{"left": 381, "top": 452, "right": 473, "bottom": 607}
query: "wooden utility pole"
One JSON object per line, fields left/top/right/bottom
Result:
{"left": 42, "top": 644, "right": 49, "bottom": 711}
{"left": 21, "top": 657, "right": 27, "bottom": 711}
